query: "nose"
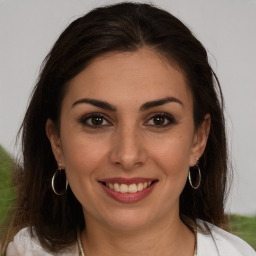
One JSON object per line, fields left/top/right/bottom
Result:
{"left": 109, "top": 125, "right": 147, "bottom": 171}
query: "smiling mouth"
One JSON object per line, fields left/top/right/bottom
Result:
{"left": 99, "top": 178, "right": 158, "bottom": 203}
{"left": 101, "top": 181, "right": 156, "bottom": 194}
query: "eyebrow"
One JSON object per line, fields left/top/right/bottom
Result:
{"left": 72, "top": 98, "right": 117, "bottom": 111}
{"left": 72, "top": 97, "right": 183, "bottom": 111}
{"left": 140, "top": 97, "right": 183, "bottom": 111}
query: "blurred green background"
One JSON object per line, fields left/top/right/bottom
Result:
{"left": 0, "top": 145, "right": 15, "bottom": 241}
{"left": 0, "top": 144, "right": 255, "bottom": 249}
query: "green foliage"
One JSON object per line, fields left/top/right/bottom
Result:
{"left": 229, "top": 214, "right": 256, "bottom": 250}
{"left": 0, "top": 145, "right": 15, "bottom": 239}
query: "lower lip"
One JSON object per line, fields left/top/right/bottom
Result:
{"left": 100, "top": 182, "right": 157, "bottom": 203}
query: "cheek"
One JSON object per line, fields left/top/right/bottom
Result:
{"left": 60, "top": 130, "right": 108, "bottom": 183}
{"left": 148, "top": 133, "right": 193, "bottom": 177}
{"left": 60, "top": 134, "right": 109, "bottom": 208}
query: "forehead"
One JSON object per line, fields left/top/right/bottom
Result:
{"left": 64, "top": 48, "right": 192, "bottom": 109}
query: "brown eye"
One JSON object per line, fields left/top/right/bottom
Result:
{"left": 91, "top": 116, "right": 104, "bottom": 125}
{"left": 153, "top": 116, "right": 166, "bottom": 126}
{"left": 145, "top": 113, "right": 175, "bottom": 127}
{"left": 80, "top": 113, "right": 111, "bottom": 128}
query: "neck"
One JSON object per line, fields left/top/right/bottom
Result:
{"left": 81, "top": 214, "right": 195, "bottom": 256}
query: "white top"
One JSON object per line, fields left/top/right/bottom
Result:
{"left": 6, "top": 220, "right": 256, "bottom": 256}
{"left": 196, "top": 219, "right": 256, "bottom": 256}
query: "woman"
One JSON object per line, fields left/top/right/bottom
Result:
{"left": 2, "top": 2, "right": 255, "bottom": 256}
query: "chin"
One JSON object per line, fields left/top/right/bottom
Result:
{"left": 100, "top": 208, "right": 157, "bottom": 232}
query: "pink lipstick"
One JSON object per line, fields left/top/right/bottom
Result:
{"left": 98, "top": 177, "right": 158, "bottom": 203}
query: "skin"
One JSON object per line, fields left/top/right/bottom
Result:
{"left": 46, "top": 47, "right": 210, "bottom": 256}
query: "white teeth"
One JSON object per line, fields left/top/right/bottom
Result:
{"left": 120, "top": 184, "right": 128, "bottom": 193}
{"left": 113, "top": 183, "right": 120, "bottom": 192}
{"left": 106, "top": 181, "right": 153, "bottom": 193}
{"left": 128, "top": 184, "right": 137, "bottom": 193}
{"left": 137, "top": 183, "right": 144, "bottom": 191}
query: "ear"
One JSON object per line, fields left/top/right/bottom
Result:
{"left": 45, "top": 119, "right": 65, "bottom": 167}
{"left": 189, "top": 114, "right": 211, "bottom": 166}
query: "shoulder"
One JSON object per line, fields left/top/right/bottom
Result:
{"left": 6, "top": 227, "right": 78, "bottom": 256}
{"left": 196, "top": 219, "right": 256, "bottom": 256}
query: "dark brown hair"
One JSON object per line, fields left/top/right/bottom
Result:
{"left": 3, "top": 2, "right": 229, "bottom": 253}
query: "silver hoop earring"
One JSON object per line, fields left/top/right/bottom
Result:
{"left": 51, "top": 161, "right": 68, "bottom": 195}
{"left": 188, "top": 158, "right": 201, "bottom": 189}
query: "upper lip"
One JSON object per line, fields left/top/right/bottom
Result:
{"left": 99, "top": 177, "right": 158, "bottom": 185}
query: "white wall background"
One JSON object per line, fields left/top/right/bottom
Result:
{"left": 0, "top": 0, "right": 256, "bottom": 215}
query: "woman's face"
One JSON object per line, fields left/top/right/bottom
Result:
{"left": 47, "top": 48, "right": 209, "bottom": 231}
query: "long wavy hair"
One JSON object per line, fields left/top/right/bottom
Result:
{"left": 3, "top": 2, "right": 229, "bottom": 253}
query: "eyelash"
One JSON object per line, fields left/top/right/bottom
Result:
{"left": 79, "top": 112, "right": 176, "bottom": 129}
{"left": 79, "top": 113, "right": 111, "bottom": 129}
{"left": 144, "top": 113, "right": 176, "bottom": 127}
